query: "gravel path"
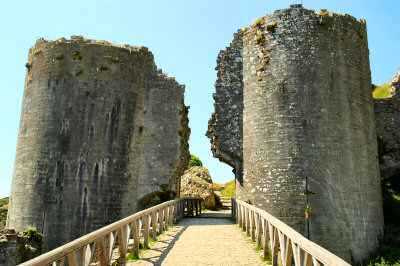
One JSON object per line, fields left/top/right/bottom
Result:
{"left": 126, "top": 217, "right": 265, "bottom": 266}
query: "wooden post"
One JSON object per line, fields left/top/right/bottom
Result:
{"left": 151, "top": 211, "right": 157, "bottom": 240}
{"left": 179, "top": 200, "right": 183, "bottom": 218}
{"left": 263, "top": 219, "right": 270, "bottom": 260}
{"left": 238, "top": 204, "right": 242, "bottom": 226}
{"left": 256, "top": 213, "right": 262, "bottom": 248}
{"left": 268, "top": 224, "right": 279, "bottom": 266}
{"left": 117, "top": 227, "right": 127, "bottom": 264}
{"left": 198, "top": 199, "right": 202, "bottom": 214}
{"left": 173, "top": 202, "right": 178, "bottom": 223}
{"left": 84, "top": 243, "right": 92, "bottom": 265}
{"left": 143, "top": 214, "right": 149, "bottom": 248}
{"left": 246, "top": 209, "right": 250, "bottom": 234}
{"left": 159, "top": 208, "right": 164, "bottom": 234}
{"left": 169, "top": 204, "right": 174, "bottom": 224}
{"left": 164, "top": 206, "right": 169, "bottom": 229}
{"left": 251, "top": 210, "right": 256, "bottom": 242}
{"left": 67, "top": 251, "right": 78, "bottom": 266}
{"left": 242, "top": 206, "right": 246, "bottom": 231}
{"left": 231, "top": 198, "right": 235, "bottom": 219}
{"left": 95, "top": 237, "right": 108, "bottom": 266}
{"left": 278, "top": 231, "right": 291, "bottom": 266}
{"left": 132, "top": 219, "right": 140, "bottom": 258}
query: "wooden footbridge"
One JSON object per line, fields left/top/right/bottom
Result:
{"left": 21, "top": 197, "right": 350, "bottom": 266}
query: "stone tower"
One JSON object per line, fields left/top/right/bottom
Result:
{"left": 7, "top": 36, "right": 190, "bottom": 251}
{"left": 208, "top": 5, "right": 384, "bottom": 263}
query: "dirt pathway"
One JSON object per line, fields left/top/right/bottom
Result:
{"left": 126, "top": 217, "right": 265, "bottom": 266}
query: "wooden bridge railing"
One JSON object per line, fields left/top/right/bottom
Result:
{"left": 231, "top": 198, "right": 350, "bottom": 266}
{"left": 20, "top": 197, "right": 202, "bottom": 266}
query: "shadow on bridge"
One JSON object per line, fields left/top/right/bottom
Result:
{"left": 129, "top": 217, "right": 234, "bottom": 265}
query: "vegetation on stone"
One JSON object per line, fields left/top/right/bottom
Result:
{"left": 23, "top": 227, "right": 43, "bottom": 243}
{"left": 187, "top": 154, "right": 203, "bottom": 169}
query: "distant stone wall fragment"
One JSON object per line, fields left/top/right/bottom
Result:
{"left": 180, "top": 166, "right": 215, "bottom": 207}
{"left": 7, "top": 37, "right": 190, "bottom": 251}
{"left": 206, "top": 30, "right": 243, "bottom": 186}
{"left": 375, "top": 69, "right": 400, "bottom": 179}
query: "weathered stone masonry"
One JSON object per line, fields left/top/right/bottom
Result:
{"left": 0, "top": 228, "right": 41, "bottom": 266}
{"left": 206, "top": 30, "right": 243, "bottom": 186}
{"left": 375, "top": 69, "right": 400, "bottom": 179}
{"left": 208, "top": 5, "right": 384, "bottom": 263}
{"left": 7, "top": 36, "right": 190, "bottom": 251}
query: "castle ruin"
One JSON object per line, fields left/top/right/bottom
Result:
{"left": 7, "top": 36, "right": 190, "bottom": 251}
{"left": 208, "top": 5, "right": 384, "bottom": 263}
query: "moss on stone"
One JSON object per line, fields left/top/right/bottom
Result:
{"left": 256, "top": 33, "right": 264, "bottom": 46}
{"left": 266, "top": 22, "right": 277, "bottom": 32}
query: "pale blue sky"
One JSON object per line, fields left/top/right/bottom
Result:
{"left": 0, "top": 0, "right": 399, "bottom": 198}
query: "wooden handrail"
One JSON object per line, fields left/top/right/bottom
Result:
{"left": 231, "top": 198, "right": 350, "bottom": 266}
{"left": 20, "top": 197, "right": 202, "bottom": 266}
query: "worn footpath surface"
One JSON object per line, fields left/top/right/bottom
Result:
{"left": 126, "top": 217, "right": 264, "bottom": 266}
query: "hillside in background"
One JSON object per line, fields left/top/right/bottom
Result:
{"left": 0, "top": 197, "right": 9, "bottom": 229}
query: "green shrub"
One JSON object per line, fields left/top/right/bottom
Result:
{"left": 187, "top": 154, "right": 202, "bottom": 169}
{"left": 360, "top": 245, "right": 400, "bottom": 265}
{"left": 23, "top": 227, "right": 43, "bottom": 242}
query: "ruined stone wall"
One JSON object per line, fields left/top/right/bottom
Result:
{"left": 0, "top": 228, "right": 41, "bottom": 266}
{"left": 375, "top": 70, "right": 400, "bottom": 179}
{"left": 206, "top": 31, "right": 243, "bottom": 186}
{"left": 208, "top": 5, "right": 384, "bottom": 263}
{"left": 7, "top": 37, "right": 190, "bottom": 251}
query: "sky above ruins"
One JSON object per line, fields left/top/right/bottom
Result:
{"left": 0, "top": 0, "right": 399, "bottom": 198}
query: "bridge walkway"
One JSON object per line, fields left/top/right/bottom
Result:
{"left": 127, "top": 194, "right": 266, "bottom": 265}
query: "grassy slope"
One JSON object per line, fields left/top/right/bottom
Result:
{"left": 221, "top": 180, "right": 235, "bottom": 198}
{"left": 373, "top": 83, "right": 392, "bottom": 98}
{"left": 0, "top": 197, "right": 9, "bottom": 230}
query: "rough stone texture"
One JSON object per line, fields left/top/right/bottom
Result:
{"left": 208, "top": 5, "right": 384, "bottom": 263}
{"left": 0, "top": 228, "right": 42, "bottom": 266}
{"left": 180, "top": 166, "right": 215, "bottom": 207}
{"left": 389, "top": 68, "right": 400, "bottom": 96}
{"left": 375, "top": 94, "right": 400, "bottom": 179}
{"left": 7, "top": 36, "right": 190, "bottom": 251}
{"left": 206, "top": 31, "right": 243, "bottom": 186}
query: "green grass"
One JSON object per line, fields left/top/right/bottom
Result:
{"left": 0, "top": 197, "right": 9, "bottom": 230}
{"left": 221, "top": 180, "right": 235, "bottom": 198}
{"left": 213, "top": 182, "right": 224, "bottom": 191}
{"left": 373, "top": 83, "right": 391, "bottom": 98}
{"left": 126, "top": 253, "right": 139, "bottom": 261}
